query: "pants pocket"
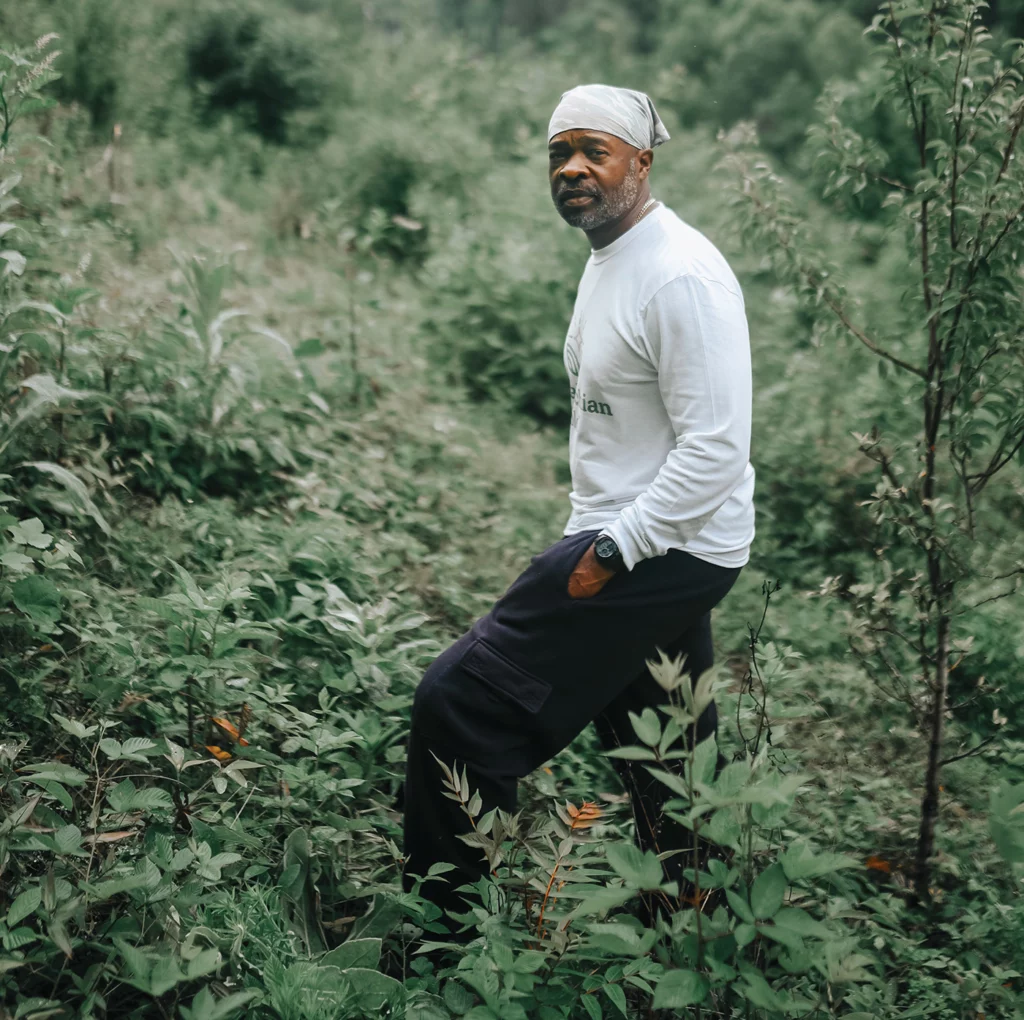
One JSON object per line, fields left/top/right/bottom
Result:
{"left": 460, "top": 637, "right": 552, "bottom": 714}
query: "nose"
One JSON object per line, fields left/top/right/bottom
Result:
{"left": 557, "top": 150, "right": 591, "bottom": 183}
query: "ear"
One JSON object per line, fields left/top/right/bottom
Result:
{"left": 638, "top": 148, "right": 654, "bottom": 180}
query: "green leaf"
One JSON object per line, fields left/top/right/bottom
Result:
{"left": 773, "top": 906, "right": 831, "bottom": 939}
{"left": 52, "top": 714, "right": 98, "bottom": 739}
{"left": 690, "top": 735, "right": 718, "bottom": 786}
{"left": 340, "top": 967, "right": 406, "bottom": 1010}
{"left": 7, "top": 886, "right": 42, "bottom": 926}
{"left": 186, "top": 948, "right": 221, "bottom": 980}
{"left": 321, "top": 938, "right": 381, "bottom": 970}
{"left": 149, "top": 954, "right": 188, "bottom": 996}
{"left": 0, "top": 249, "right": 26, "bottom": 276}
{"left": 121, "top": 738, "right": 157, "bottom": 760}
{"left": 54, "top": 825, "right": 83, "bottom": 855}
{"left": 443, "top": 979, "right": 476, "bottom": 1014}
{"left": 989, "top": 781, "right": 1024, "bottom": 864}
{"left": 737, "top": 970, "right": 784, "bottom": 1011}
{"left": 23, "top": 461, "right": 111, "bottom": 535}
{"left": 99, "top": 739, "right": 123, "bottom": 759}
{"left": 294, "top": 336, "right": 325, "bottom": 357}
{"left": 602, "top": 981, "right": 628, "bottom": 1017}
{"left": 652, "top": 970, "right": 708, "bottom": 1009}
{"left": 628, "top": 708, "right": 661, "bottom": 747}
{"left": 0, "top": 548, "right": 32, "bottom": 571}
{"left": 6, "top": 517, "right": 51, "bottom": 549}
{"left": 751, "top": 863, "right": 786, "bottom": 919}
{"left": 18, "top": 762, "right": 87, "bottom": 786}
{"left": 197, "top": 852, "right": 242, "bottom": 881}
{"left": 603, "top": 745, "right": 658, "bottom": 761}
{"left": 605, "top": 843, "right": 664, "bottom": 890}
{"left": 758, "top": 921, "right": 804, "bottom": 952}
{"left": 106, "top": 779, "right": 172, "bottom": 814}
{"left": 179, "top": 987, "right": 258, "bottom": 1020}
{"left": 11, "top": 575, "right": 61, "bottom": 627}
{"left": 779, "top": 843, "right": 860, "bottom": 881}
{"left": 725, "top": 888, "right": 755, "bottom": 924}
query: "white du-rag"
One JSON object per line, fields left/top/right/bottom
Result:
{"left": 547, "top": 83, "right": 671, "bottom": 151}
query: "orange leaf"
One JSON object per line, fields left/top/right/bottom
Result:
{"left": 212, "top": 716, "right": 238, "bottom": 737}
{"left": 865, "top": 855, "right": 892, "bottom": 873}
{"left": 211, "top": 717, "right": 249, "bottom": 746}
{"left": 206, "top": 745, "right": 232, "bottom": 761}
{"left": 567, "top": 801, "right": 602, "bottom": 829}
{"left": 84, "top": 830, "right": 138, "bottom": 844}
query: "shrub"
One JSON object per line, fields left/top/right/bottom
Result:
{"left": 50, "top": 0, "right": 126, "bottom": 131}
{"left": 185, "top": 2, "right": 332, "bottom": 143}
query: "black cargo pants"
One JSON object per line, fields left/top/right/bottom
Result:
{"left": 398, "top": 527, "right": 741, "bottom": 930}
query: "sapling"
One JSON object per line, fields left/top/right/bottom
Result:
{"left": 721, "top": 0, "right": 1024, "bottom": 901}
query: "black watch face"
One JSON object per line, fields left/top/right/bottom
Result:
{"left": 595, "top": 536, "right": 618, "bottom": 560}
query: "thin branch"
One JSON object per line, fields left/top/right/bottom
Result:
{"left": 938, "top": 733, "right": 998, "bottom": 767}
{"left": 841, "top": 163, "right": 913, "bottom": 192}
{"left": 967, "top": 427, "right": 1024, "bottom": 492}
{"left": 738, "top": 171, "right": 927, "bottom": 379}
{"left": 819, "top": 286, "right": 927, "bottom": 378}
{"left": 869, "top": 622, "right": 930, "bottom": 661}
{"left": 980, "top": 197, "right": 1024, "bottom": 265}
{"left": 888, "top": 4, "right": 924, "bottom": 151}
{"left": 965, "top": 584, "right": 1023, "bottom": 610}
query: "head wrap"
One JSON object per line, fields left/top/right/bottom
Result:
{"left": 547, "top": 83, "right": 670, "bottom": 151}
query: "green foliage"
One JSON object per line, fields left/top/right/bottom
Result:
{"left": 721, "top": 0, "right": 1024, "bottom": 900}
{"left": 399, "top": 648, "right": 884, "bottom": 1019}
{"left": 51, "top": 0, "right": 126, "bottom": 131}
{"left": 186, "top": 1, "right": 333, "bottom": 143}
{"left": 657, "top": 0, "right": 871, "bottom": 160}
{"left": 423, "top": 214, "right": 580, "bottom": 424}
{"left": 0, "top": 33, "right": 61, "bottom": 147}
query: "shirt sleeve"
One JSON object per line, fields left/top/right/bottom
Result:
{"left": 602, "top": 273, "right": 752, "bottom": 571}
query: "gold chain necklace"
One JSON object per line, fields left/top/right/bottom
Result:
{"left": 632, "top": 196, "right": 658, "bottom": 228}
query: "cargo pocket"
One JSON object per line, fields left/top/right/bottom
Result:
{"left": 460, "top": 638, "right": 552, "bottom": 715}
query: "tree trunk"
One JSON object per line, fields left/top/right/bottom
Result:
{"left": 914, "top": 610, "right": 950, "bottom": 900}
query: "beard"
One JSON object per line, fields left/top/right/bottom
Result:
{"left": 557, "top": 156, "right": 642, "bottom": 230}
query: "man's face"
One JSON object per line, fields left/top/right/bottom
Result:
{"left": 548, "top": 129, "right": 650, "bottom": 230}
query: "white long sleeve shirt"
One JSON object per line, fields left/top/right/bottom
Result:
{"left": 562, "top": 201, "right": 755, "bottom": 570}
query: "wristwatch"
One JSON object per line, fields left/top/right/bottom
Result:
{"left": 594, "top": 533, "right": 625, "bottom": 573}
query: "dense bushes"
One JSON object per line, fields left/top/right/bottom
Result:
{"left": 655, "top": 0, "right": 871, "bottom": 160}
{"left": 423, "top": 213, "right": 580, "bottom": 424}
{"left": 186, "top": 2, "right": 333, "bottom": 143}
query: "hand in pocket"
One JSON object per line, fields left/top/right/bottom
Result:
{"left": 567, "top": 541, "right": 617, "bottom": 599}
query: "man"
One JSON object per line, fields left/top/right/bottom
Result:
{"left": 399, "top": 83, "right": 755, "bottom": 943}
